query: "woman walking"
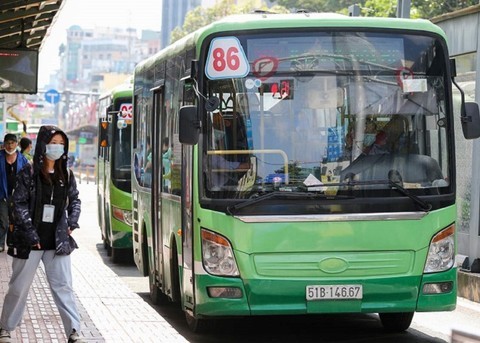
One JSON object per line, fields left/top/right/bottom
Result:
{"left": 0, "top": 125, "right": 84, "bottom": 343}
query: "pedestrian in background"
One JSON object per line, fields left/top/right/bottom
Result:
{"left": 19, "top": 136, "right": 33, "bottom": 162}
{"left": 0, "top": 133, "right": 28, "bottom": 252}
{"left": 0, "top": 126, "right": 85, "bottom": 343}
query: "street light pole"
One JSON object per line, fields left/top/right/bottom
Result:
{"left": 397, "top": 0, "right": 411, "bottom": 18}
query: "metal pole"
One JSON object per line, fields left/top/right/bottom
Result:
{"left": 0, "top": 97, "right": 5, "bottom": 140}
{"left": 397, "top": 0, "right": 411, "bottom": 18}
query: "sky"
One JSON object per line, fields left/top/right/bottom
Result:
{"left": 38, "top": 0, "right": 163, "bottom": 87}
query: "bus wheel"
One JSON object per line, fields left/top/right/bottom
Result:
{"left": 106, "top": 242, "right": 112, "bottom": 257}
{"left": 149, "top": 273, "right": 169, "bottom": 305}
{"left": 379, "top": 312, "right": 414, "bottom": 332}
{"left": 170, "top": 243, "right": 181, "bottom": 303}
{"left": 185, "top": 311, "right": 214, "bottom": 333}
{"left": 140, "top": 229, "right": 149, "bottom": 276}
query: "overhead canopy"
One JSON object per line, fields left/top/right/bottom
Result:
{"left": 0, "top": 0, "right": 64, "bottom": 50}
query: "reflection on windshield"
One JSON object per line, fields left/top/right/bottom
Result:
{"left": 113, "top": 119, "right": 132, "bottom": 178}
{"left": 203, "top": 32, "right": 450, "bottom": 199}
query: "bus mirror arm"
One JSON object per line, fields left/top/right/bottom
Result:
{"left": 452, "top": 77, "right": 480, "bottom": 139}
{"left": 179, "top": 105, "right": 200, "bottom": 145}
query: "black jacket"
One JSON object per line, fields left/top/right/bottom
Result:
{"left": 7, "top": 125, "right": 81, "bottom": 259}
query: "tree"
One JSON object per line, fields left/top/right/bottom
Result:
{"left": 170, "top": 0, "right": 289, "bottom": 44}
{"left": 414, "top": 0, "right": 479, "bottom": 18}
{"left": 171, "top": 0, "right": 480, "bottom": 44}
{"left": 269, "top": 0, "right": 353, "bottom": 13}
{"left": 362, "top": 0, "right": 397, "bottom": 17}
{"left": 271, "top": 0, "right": 478, "bottom": 18}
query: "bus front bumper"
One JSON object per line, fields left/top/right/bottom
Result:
{"left": 193, "top": 268, "right": 456, "bottom": 317}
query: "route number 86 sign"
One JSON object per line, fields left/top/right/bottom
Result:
{"left": 205, "top": 37, "right": 250, "bottom": 80}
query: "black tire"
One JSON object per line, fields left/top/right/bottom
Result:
{"left": 149, "top": 273, "right": 169, "bottom": 305}
{"left": 379, "top": 312, "right": 414, "bottom": 332}
{"left": 111, "top": 247, "right": 120, "bottom": 263}
{"left": 170, "top": 243, "right": 181, "bottom": 304}
{"left": 140, "top": 229, "right": 149, "bottom": 276}
{"left": 185, "top": 311, "right": 214, "bottom": 333}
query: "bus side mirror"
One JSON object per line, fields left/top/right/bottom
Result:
{"left": 179, "top": 105, "right": 200, "bottom": 145}
{"left": 462, "top": 102, "right": 480, "bottom": 139}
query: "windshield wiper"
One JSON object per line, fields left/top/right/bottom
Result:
{"left": 336, "top": 170, "right": 432, "bottom": 212}
{"left": 386, "top": 169, "right": 432, "bottom": 212}
{"left": 227, "top": 191, "right": 352, "bottom": 215}
{"left": 388, "top": 181, "right": 432, "bottom": 211}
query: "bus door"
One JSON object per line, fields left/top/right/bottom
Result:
{"left": 152, "top": 87, "right": 165, "bottom": 286}
{"left": 98, "top": 103, "right": 112, "bottom": 237}
{"left": 182, "top": 143, "right": 194, "bottom": 308}
{"left": 180, "top": 77, "right": 196, "bottom": 309}
{"left": 104, "top": 106, "right": 114, "bottom": 213}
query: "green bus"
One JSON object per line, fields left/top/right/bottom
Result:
{"left": 97, "top": 81, "right": 134, "bottom": 263}
{"left": 131, "top": 13, "right": 480, "bottom": 332}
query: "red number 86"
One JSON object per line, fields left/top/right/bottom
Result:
{"left": 212, "top": 47, "right": 240, "bottom": 72}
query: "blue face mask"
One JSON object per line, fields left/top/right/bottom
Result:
{"left": 363, "top": 133, "right": 376, "bottom": 146}
{"left": 45, "top": 144, "right": 64, "bottom": 161}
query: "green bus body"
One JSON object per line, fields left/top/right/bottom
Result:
{"left": 194, "top": 206, "right": 457, "bottom": 315}
{"left": 132, "top": 13, "right": 463, "bottom": 332}
{"left": 97, "top": 82, "right": 134, "bottom": 263}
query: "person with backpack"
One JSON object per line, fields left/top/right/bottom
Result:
{"left": 19, "top": 136, "right": 33, "bottom": 162}
{"left": 0, "top": 126, "right": 85, "bottom": 343}
{"left": 0, "top": 133, "right": 28, "bottom": 253}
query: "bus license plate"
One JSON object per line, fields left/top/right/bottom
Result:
{"left": 306, "top": 285, "right": 363, "bottom": 300}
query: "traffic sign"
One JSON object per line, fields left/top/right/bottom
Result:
{"left": 44, "top": 89, "right": 61, "bottom": 104}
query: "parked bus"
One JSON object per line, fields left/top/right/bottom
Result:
{"left": 97, "top": 81, "right": 133, "bottom": 263}
{"left": 131, "top": 13, "right": 480, "bottom": 332}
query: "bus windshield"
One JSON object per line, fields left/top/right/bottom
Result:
{"left": 112, "top": 101, "right": 132, "bottom": 190}
{"left": 203, "top": 31, "right": 450, "bottom": 199}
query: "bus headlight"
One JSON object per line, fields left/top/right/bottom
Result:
{"left": 201, "top": 229, "right": 239, "bottom": 277}
{"left": 112, "top": 206, "right": 133, "bottom": 226}
{"left": 424, "top": 224, "right": 455, "bottom": 273}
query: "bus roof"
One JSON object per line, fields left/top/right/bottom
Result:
{"left": 201, "top": 12, "right": 443, "bottom": 36}
{"left": 99, "top": 77, "right": 133, "bottom": 100}
{"left": 135, "top": 12, "right": 447, "bottom": 72}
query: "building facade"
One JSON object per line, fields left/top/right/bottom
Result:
{"left": 60, "top": 25, "right": 160, "bottom": 93}
{"left": 161, "top": 0, "right": 200, "bottom": 48}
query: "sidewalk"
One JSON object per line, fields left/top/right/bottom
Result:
{"left": 0, "top": 182, "right": 189, "bottom": 342}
